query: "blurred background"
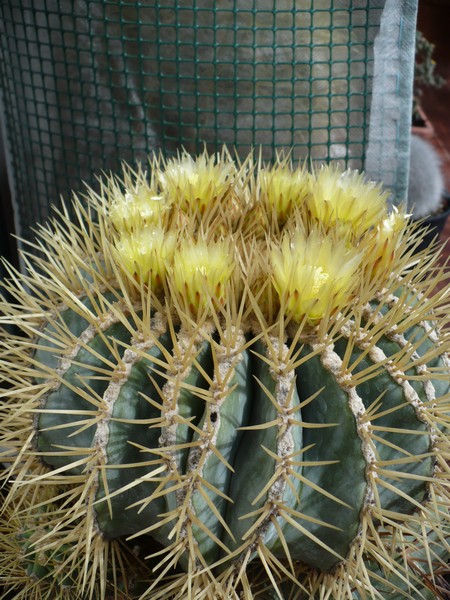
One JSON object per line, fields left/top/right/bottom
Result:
{"left": 416, "top": 0, "right": 450, "bottom": 196}
{"left": 415, "top": 0, "right": 450, "bottom": 284}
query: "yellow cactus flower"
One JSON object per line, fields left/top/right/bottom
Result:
{"left": 115, "top": 226, "right": 176, "bottom": 289}
{"left": 366, "top": 207, "right": 410, "bottom": 279}
{"left": 110, "top": 182, "right": 169, "bottom": 233}
{"left": 309, "top": 164, "right": 389, "bottom": 235}
{"left": 270, "top": 229, "right": 362, "bottom": 322}
{"left": 257, "top": 163, "right": 310, "bottom": 223}
{"left": 171, "top": 238, "right": 236, "bottom": 313}
{"left": 159, "top": 151, "right": 236, "bottom": 214}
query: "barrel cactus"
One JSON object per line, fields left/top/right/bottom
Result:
{"left": 1, "top": 148, "right": 450, "bottom": 599}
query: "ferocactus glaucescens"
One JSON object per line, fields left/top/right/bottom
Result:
{"left": 1, "top": 149, "right": 450, "bottom": 600}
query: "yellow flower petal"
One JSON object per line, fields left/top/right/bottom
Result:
{"left": 309, "top": 164, "right": 389, "bottom": 235}
{"left": 110, "top": 183, "right": 169, "bottom": 232}
{"left": 159, "top": 151, "right": 236, "bottom": 214}
{"left": 270, "top": 229, "right": 362, "bottom": 322}
{"left": 171, "top": 238, "right": 235, "bottom": 313}
{"left": 257, "top": 163, "right": 310, "bottom": 223}
{"left": 366, "top": 208, "right": 409, "bottom": 280}
{"left": 115, "top": 227, "right": 176, "bottom": 289}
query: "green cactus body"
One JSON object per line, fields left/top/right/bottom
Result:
{"left": 31, "top": 289, "right": 447, "bottom": 581}
{"left": 1, "top": 150, "right": 450, "bottom": 600}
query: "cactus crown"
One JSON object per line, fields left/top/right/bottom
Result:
{"left": 100, "top": 149, "right": 406, "bottom": 326}
{"left": 1, "top": 148, "right": 450, "bottom": 600}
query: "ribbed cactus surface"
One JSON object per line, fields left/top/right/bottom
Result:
{"left": 1, "top": 149, "right": 450, "bottom": 600}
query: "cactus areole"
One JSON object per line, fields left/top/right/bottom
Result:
{"left": 1, "top": 149, "right": 450, "bottom": 599}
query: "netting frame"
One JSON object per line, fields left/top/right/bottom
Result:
{"left": 0, "top": 1, "right": 418, "bottom": 246}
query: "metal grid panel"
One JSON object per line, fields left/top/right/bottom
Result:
{"left": 0, "top": 1, "right": 407, "bottom": 243}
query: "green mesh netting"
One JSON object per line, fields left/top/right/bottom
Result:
{"left": 0, "top": 1, "right": 417, "bottom": 246}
